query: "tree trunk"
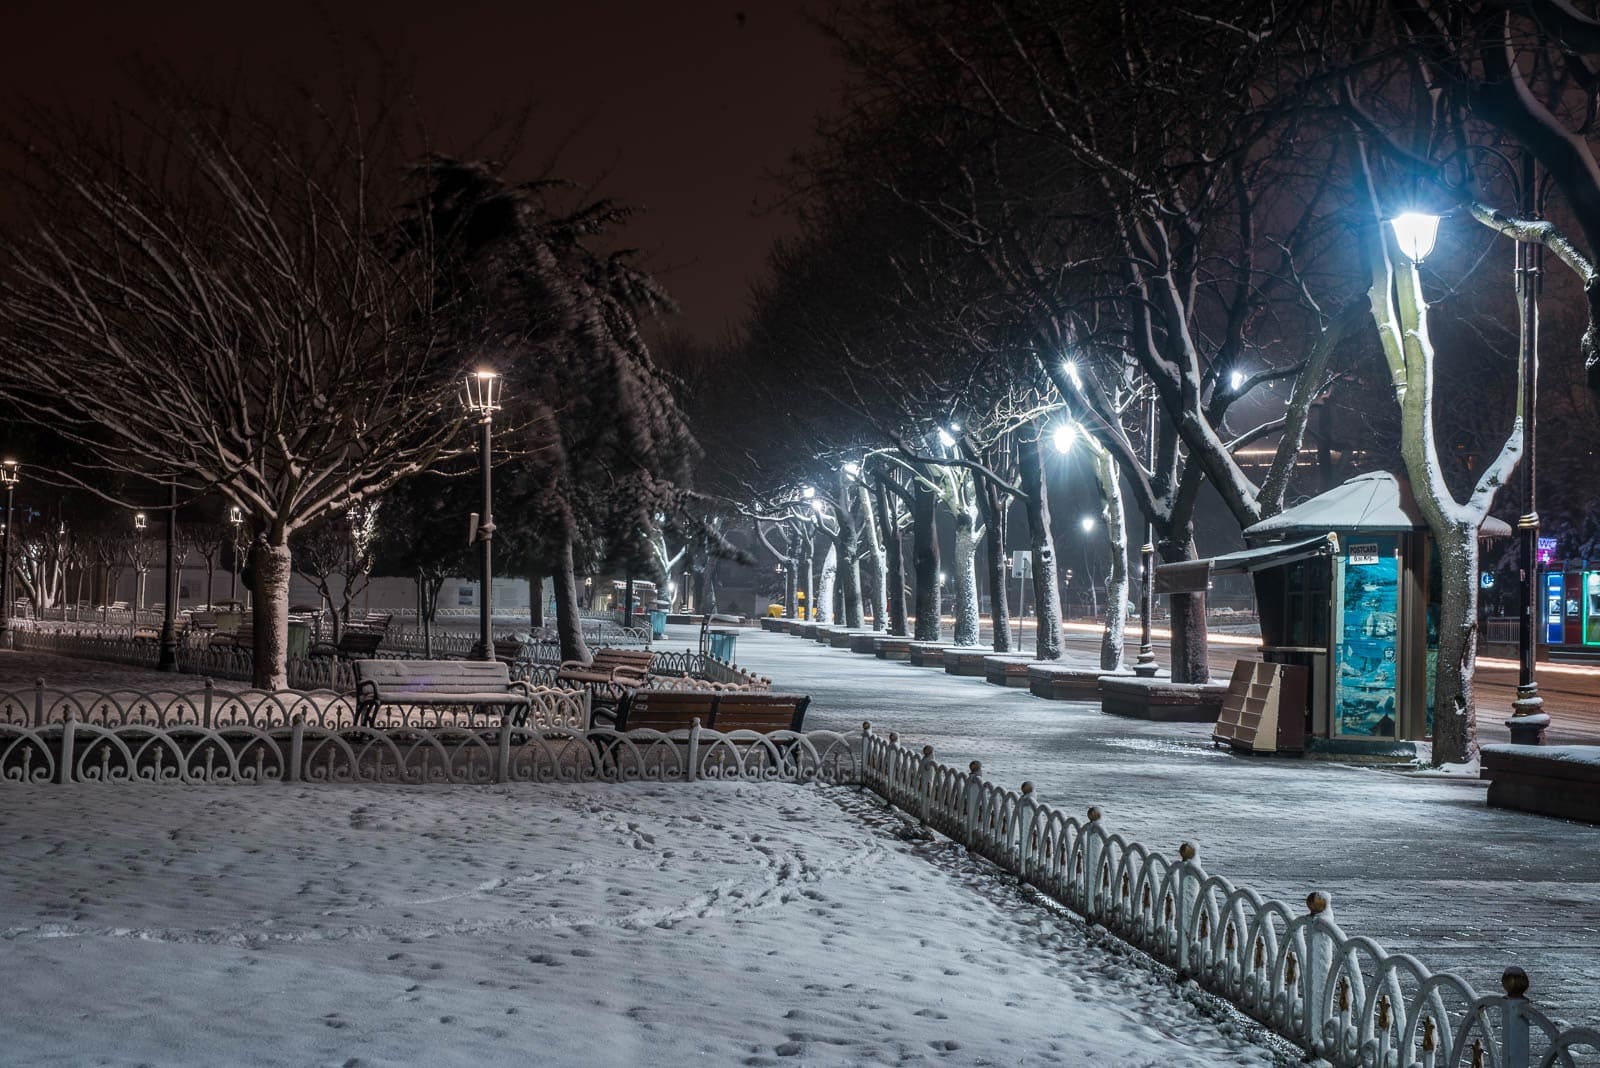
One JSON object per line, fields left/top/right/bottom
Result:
{"left": 1018, "top": 436, "right": 1064, "bottom": 660}
{"left": 250, "top": 537, "right": 291, "bottom": 690}
{"left": 839, "top": 522, "right": 863, "bottom": 629}
{"left": 553, "top": 536, "right": 590, "bottom": 663}
{"left": 813, "top": 540, "right": 837, "bottom": 625}
{"left": 952, "top": 513, "right": 980, "bottom": 647}
{"left": 1161, "top": 530, "right": 1209, "bottom": 684}
{"left": 1433, "top": 522, "right": 1481, "bottom": 761}
{"left": 978, "top": 482, "right": 1011, "bottom": 653}
{"left": 859, "top": 481, "right": 887, "bottom": 631}
{"left": 874, "top": 480, "right": 908, "bottom": 636}
{"left": 1093, "top": 448, "right": 1130, "bottom": 673}
{"left": 911, "top": 480, "right": 941, "bottom": 641}
{"left": 529, "top": 575, "right": 545, "bottom": 630}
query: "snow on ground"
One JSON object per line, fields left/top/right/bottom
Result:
{"left": 0, "top": 781, "right": 1284, "bottom": 1067}
{"left": 713, "top": 626, "right": 1600, "bottom": 1021}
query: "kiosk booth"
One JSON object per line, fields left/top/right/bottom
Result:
{"left": 1157, "top": 472, "right": 1510, "bottom": 758}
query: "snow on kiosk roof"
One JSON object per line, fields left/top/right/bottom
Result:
{"left": 1241, "top": 471, "right": 1513, "bottom": 540}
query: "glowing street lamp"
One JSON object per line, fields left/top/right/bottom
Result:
{"left": 1050, "top": 423, "right": 1077, "bottom": 455}
{"left": 1078, "top": 515, "right": 1099, "bottom": 618}
{"left": 462, "top": 369, "right": 503, "bottom": 660}
{"left": 1389, "top": 212, "right": 1441, "bottom": 265}
{"left": 937, "top": 427, "right": 956, "bottom": 448}
{"left": 229, "top": 506, "right": 245, "bottom": 603}
{"left": 842, "top": 461, "right": 859, "bottom": 477}
{"left": 1228, "top": 369, "right": 1247, "bottom": 392}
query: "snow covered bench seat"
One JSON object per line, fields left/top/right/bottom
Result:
{"left": 602, "top": 689, "right": 810, "bottom": 733}
{"left": 1482, "top": 744, "right": 1600, "bottom": 824}
{"left": 352, "top": 659, "right": 533, "bottom": 727}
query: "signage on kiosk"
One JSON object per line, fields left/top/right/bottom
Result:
{"left": 1586, "top": 572, "right": 1600, "bottom": 647}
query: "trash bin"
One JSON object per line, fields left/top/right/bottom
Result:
{"left": 286, "top": 619, "right": 311, "bottom": 659}
{"left": 707, "top": 629, "right": 737, "bottom": 663}
{"left": 649, "top": 609, "right": 668, "bottom": 639}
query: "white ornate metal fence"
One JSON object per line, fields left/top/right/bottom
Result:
{"left": 0, "top": 681, "right": 591, "bottom": 732}
{"left": 0, "top": 718, "right": 859, "bottom": 788}
{"left": 857, "top": 727, "right": 1600, "bottom": 1068}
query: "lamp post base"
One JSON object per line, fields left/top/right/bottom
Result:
{"left": 157, "top": 640, "right": 179, "bottom": 672}
{"left": 1507, "top": 685, "right": 1549, "bottom": 745}
{"left": 1133, "top": 648, "right": 1161, "bottom": 677}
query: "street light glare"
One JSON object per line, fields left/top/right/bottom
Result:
{"left": 842, "top": 461, "right": 860, "bottom": 476}
{"left": 1080, "top": 515, "right": 1096, "bottom": 532}
{"left": 1062, "top": 360, "right": 1083, "bottom": 391}
{"left": 801, "top": 485, "right": 815, "bottom": 499}
{"left": 1390, "top": 212, "right": 1441, "bottom": 264}
{"left": 1229, "top": 369, "right": 1246, "bottom": 392}
{"left": 937, "top": 427, "right": 956, "bottom": 448}
{"left": 1051, "top": 423, "right": 1077, "bottom": 454}
{"left": 809, "top": 498, "right": 824, "bottom": 514}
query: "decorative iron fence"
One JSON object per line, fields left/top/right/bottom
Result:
{"left": 0, "top": 680, "right": 590, "bottom": 732}
{"left": 0, "top": 718, "right": 859, "bottom": 787}
{"left": 858, "top": 728, "right": 1600, "bottom": 1068}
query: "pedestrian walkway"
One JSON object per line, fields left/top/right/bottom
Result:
{"left": 705, "top": 624, "right": 1600, "bottom": 1022}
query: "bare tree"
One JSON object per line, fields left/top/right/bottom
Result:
{"left": 0, "top": 80, "right": 471, "bottom": 686}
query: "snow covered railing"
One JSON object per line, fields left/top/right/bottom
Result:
{"left": 0, "top": 720, "right": 859, "bottom": 788}
{"left": 0, "top": 680, "right": 589, "bottom": 733}
{"left": 857, "top": 726, "right": 1600, "bottom": 1068}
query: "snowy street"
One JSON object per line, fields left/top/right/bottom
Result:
{"left": 0, "top": 780, "right": 1283, "bottom": 1067}
{"left": 715, "top": 625, "right": 1600, "bottom": 1021}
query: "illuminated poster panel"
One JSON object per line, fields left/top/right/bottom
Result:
{"left": 1545, "top": 572, "right": 1564, "bottom": 646}
{"left": 1334, "top": 535, "right": 1399, "bottom": 737}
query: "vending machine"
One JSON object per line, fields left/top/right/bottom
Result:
{"left": 1545, "top": 572, "right": 1565, "bottom": 646}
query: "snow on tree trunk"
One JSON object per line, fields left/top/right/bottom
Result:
{"left": 1091, "top": 446, "right": 1130, "bottom": 673}
{"left": 912, "top": 481, "right": 941, "bottom": 641}
{"left": 553, "top": 536, "right": 590, "bottom": 663}
{"left": 250, "top": 537, "right": 291, "bottom": 690}
{"left": 952, "top": 515, "right": 980, "bottom": 647}
{"left": 798, "top": 543, "right": 813, "bottom": 621}
{"left": 1018, "top": 436, "right": 1063, "bottom": 660}
{"left": 874, "top": 479, "right": 908, "bottom": 636}
{"left": 813, "top": 541, "right": 837, "bottom": 626}
{"left": 858, "top": 481, "right": 887, "bottom": 631}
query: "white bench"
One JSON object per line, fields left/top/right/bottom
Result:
{"left": 352, "top": 660, "right": 534, "bottom": 727}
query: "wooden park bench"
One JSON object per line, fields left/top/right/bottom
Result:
{"left": 602, "top": 689, "right": 809, "bottom": 733}
{"left": 309, "top": 629, "right": 385, "bottom": 660}
{"left": 352, "top": 659, "right": 534, "bottom": 727}
{"left": 556, "top": 648, "right": 655, "bottom": 687}
{"left": 213, "top": 621, "right": 254, "bottom": 651}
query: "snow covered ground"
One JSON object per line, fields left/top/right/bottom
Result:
{"left": 717, "top": 625, "right": 1600, "bottom": 1022}
{"left": 0, "top": 781, "right": 1285, "bottom": 1067}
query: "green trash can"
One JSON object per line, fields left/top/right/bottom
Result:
{"left": 707, "top": 629, "right": 737, "bottom": 663}
{"left": 649, "top": 610, "right": 668, "bottom": 639}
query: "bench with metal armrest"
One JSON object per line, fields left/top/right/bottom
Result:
{"left": 352, "top": 659, "right": 533, "bottom": 727}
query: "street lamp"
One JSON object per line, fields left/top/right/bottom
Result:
{"left": 1050, "top": 423, "right": 1077, "bottom": 455}
{"left": 463, "top": 369, "right": 503, "bottom": 660}
{"left": 132, "top": 511, "right": 149, "bottom": 616}
{"left": 229, "top": 506, "right": 245, "bottom": 603}
{"left": 1389, "top": 212, "right": 1441, "bottom": 264}
{"left": 0, "top": 460, "right": 17, "bottom": 647}
{"left": 157, "top": 477, "right": 178, "bottom": 671}
{"left": 1135, "top": 384, "right": 1159, "bottom": 676}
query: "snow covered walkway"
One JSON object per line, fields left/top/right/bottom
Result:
{"left": 0, "top": 782, "right": 1281, "bottom": 1066}
{"left": 717, "top": 625, "right": 1600, "bottom": 1022}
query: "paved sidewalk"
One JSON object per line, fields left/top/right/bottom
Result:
{"left": 706, "top": 625, "right": 1600, "bottom": 1022}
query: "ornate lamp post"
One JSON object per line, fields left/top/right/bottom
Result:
{"left": 157, "top": 478, "right": 179, "bottom": 672}
{"left": 1079, "top": 515, "right": 1099, "bottom": 619}
{"left": 463, "top": 369, "right": 503, "bottom": 660}
{"left": 1134, "top": 386, "right": 1160, "bottom": 676}
{"left": 229, "top": 506, "right": 244, "bottom": 603}
{"left": 0, "top": 459, "right": 18, "bottom": 647}
{"left": 132, "top": 511, "right": 148, "bottom": 615}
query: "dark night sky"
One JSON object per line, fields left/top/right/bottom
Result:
{"left": 0, "top": 0, "right": 846, "bottom": 342}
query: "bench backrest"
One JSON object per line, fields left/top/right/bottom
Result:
{"left": 354, "top": 659, "right": 512, "bottom": 695}
{"left": 617, "top": 690, "right": 716, "bottom": 732}
{"left": 593, "top": 648, "right": 653, "bottom": 671}
{"left": 713, "top": 693, "right": 809, "bottom": 733}
{"left": 338, "top": 630, "right": 385, "bottom": 656}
